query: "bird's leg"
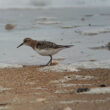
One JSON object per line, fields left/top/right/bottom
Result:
{"left": 45, "top": 55, "right": 52, "bottom": 66}
{"left": 49, "top": 55, "right": 52, "bottom": 65}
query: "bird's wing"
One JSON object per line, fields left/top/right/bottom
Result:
{"left": 36, "top": 41, "right": 73, "bottom": 49}
{"left": 36, "top": 41, "right": 60, "bottom": 49}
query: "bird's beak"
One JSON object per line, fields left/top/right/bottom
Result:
{"left": 17, "top": 43, "right": 24, "bottom": 48}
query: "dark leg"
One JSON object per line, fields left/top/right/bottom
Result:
{"left": 46, "top": 55, "right": 52, "bottom": 66}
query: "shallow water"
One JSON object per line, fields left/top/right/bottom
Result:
{"left": 0, "top": 0, "right": 110, "bottom": 8}
{"left": 0, "top": 7, "right": 110, "bottom": 65}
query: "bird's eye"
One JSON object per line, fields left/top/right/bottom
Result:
{"left": 24, "top": 40, "right": 27, "bottom": 43}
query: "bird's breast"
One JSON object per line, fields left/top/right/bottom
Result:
{"left": 35, "top": 48, "right": 63, "bottom": 56}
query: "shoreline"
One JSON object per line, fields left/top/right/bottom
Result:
{"left": 0, "top": 66, "right": 110, "bottom": 110}
{"left": 1, "top": 59, "right": 110, "bottom": 72}
{"left": 0, "top": 5, "right": 110, "bottom": 10}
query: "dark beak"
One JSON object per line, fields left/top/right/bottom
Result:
{"left": 17, "top": 43, "right": 23, "bottom": 48}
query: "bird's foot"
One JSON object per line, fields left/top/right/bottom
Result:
{"left": 45, "top": 62, "right": 52, "bottom": 66}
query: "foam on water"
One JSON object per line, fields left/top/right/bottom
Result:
{"left": 60, "top": 98, "right": 110, "bottom": 104}
{"left": 39, "top": 60, "right": 110, "bottom": 72}
{"left": 84, "top": 87, "right": 110, "bottom": 94}
{"left": 76, "top": 27, "right": 110, "bottom": 36}
{"left": 0, "top": 63, "right": 23, "bottom": 68}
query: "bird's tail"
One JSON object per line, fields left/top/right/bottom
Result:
{"left": 63, "top": 45, "right": 74, "bottom": 48}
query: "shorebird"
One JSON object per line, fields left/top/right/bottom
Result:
{"left": 17, "top": 38, "right": 73, "bottom": 66}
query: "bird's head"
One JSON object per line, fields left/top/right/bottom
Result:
{"left": 17, "top": 38, "right": 33, "bottom": 48}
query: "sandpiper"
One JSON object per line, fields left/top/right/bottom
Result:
{"left": 17, "top": 38, "right": 73, "bottom": 66}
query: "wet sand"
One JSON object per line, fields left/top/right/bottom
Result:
{"left": 0, "top": 66, "right": 110, "bottom": 110}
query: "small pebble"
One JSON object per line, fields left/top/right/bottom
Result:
{"left": 0, "top": 103, "right": 8, "bottom": 106}
{"left": 36, "top": 98, "right": 46, "bottom": 102}
{"left": 77, "top": 88, "right": 89, "bottom": 93}
{"left": 88, "top": 24, "right": 92, "bottom": 26}
{"left": 81, "top": 18, "right": 85, "bottom": 21}
{"left": 89, "top": 59, "right": 96, "bottom": 62}
{"left": 63, "top": 107, "right": 72, "bottom": 110}
{"left": 52, "top": 61, "right": 59, "bottom": 65}
{"left": 5, "top": 24, "right": 16, "bottom": 30}
{"left": 99, "top": 84, "right": 106, "bottom": 87}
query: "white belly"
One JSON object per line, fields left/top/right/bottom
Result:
{"left": 35, "top": 48, "right": 63, "bottom": 56}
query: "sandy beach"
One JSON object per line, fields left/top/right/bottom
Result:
{"left": 0, "top": 66, "right": 110, "bottom": 110}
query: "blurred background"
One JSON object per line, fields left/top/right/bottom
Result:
{"left": 0, "top": 0, "right": 110, "bottom": 8}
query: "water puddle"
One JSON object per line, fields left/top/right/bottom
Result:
{"left": 50, "top": 75, "right": 94, "bottom": 84}
{"left": 55, "top": 89, "right": 74, "bottom": 94}
{"left": 60, "top": 98, "right": 110, "bottom": 104}
{"left": 83, "top": 87, "right": 110, "bottom": 94}
{"left": 0, "top": 86, "right": 12, "bottom": 92}
{"left": 57, "top": 83, "right": 92, "bottom": 87}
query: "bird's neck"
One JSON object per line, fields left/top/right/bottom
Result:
{"left": 29, "top": 40, "right": 37, "bottom": 49}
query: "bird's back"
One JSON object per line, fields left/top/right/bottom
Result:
{"left": 36, "top": 40, "right": 73, "bottom": 49}
{"left": 34, "top": 40, "right": 73, "bottom": 56}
